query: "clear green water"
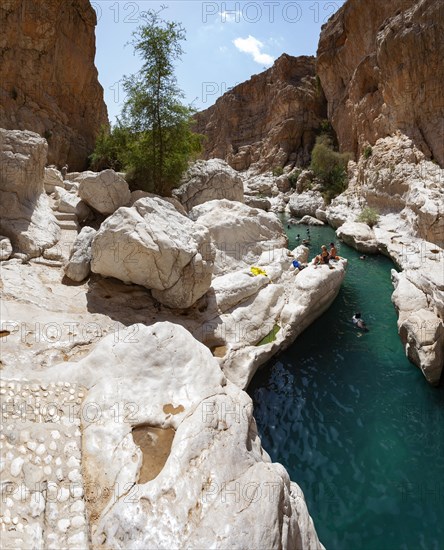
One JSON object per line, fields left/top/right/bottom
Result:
{"left": 248, "top": 222, "right": 444, "bottom": 550}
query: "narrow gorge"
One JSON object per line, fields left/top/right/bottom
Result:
{"left": 0, "top": 0, "right": 442, "bottom": 549}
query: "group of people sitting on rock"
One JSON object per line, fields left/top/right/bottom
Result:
{"left": 313, "top": 242, "right": 339, "bottom": 268}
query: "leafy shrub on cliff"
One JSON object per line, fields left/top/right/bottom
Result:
{"left": 90, "top": 9, "right": 202, "bottom": 195}
{"left": 272, "top": 166, "right": 284, "bottom": 177}
{"left": 310, "top": 134, "right": 351, "bottom": 203}
{"left": 356, "top": 207, "right": 380, "bottom": 228}
{"left": 288, "top": 169, "right": 301, "bottom": 189}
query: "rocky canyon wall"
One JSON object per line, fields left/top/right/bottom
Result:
{"left": 0, "top": 0, "right": 108, "bottom": 170}
{"left": 194, "top": 54, "right": 327, "bottom": 172}
{"left": 317, "top": 0, "right": 444, "bottom": 165}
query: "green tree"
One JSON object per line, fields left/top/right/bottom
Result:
{"left": 90, "top": 8, "right": 202, "bottom": 195}
{"left": 356, "top": 206, "right": 379, "bottom": 227}
{"left": 310, "top": 134, "right": 351, "bottom": 203}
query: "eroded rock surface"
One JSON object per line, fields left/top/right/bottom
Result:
{"left": 0, "top": 129, "right": 60, "bottom": 257}
{"left": 289, "top": 191, "right": 325, "bottom": 219}
{"left": 91, "top": 197, "right": 215, "bottom": 308}
{"left": 64, "top": 226, "right": 96, "bottom": 282}
{"left": 317, "top": 0, "right": 444, "bottom": 165}
{"left": 327, "top": 135, "right": 444, "bottom": 248}
{"left": 0, "top": 0, "right": 108, "bottom": 169}
{"left": 36, "top": 323, "right": 324, "bottom": 550}
{"left": 195, "top": 54, "right": 327, "bottom": 171}
{"left": 78, "top": 170, "right": 131, "bottom": 215}
{"left": 0, "top": 380, "right": 89, "bottom": 550}
{"left": 189, "top": 199, "right": 287, "bottom": 275}
{"left": 392, "top": 271, "right": 444, "bottom": 385}
{"left": 173, "top": 159, "right": 244, "bottom": 211}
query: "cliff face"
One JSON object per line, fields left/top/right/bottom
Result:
{"left": 194, "top": 54, "right": 327, "bottom": 172}
{"left": 317, "top": 0, "right": 444, "bottom": 165}
{"left": 0, "top": 0, "right": 108, "bottom": 170}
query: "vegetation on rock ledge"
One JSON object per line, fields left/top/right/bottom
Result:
{"left": 356, "top": 206, "right": 380, "bottom": 227}
{"left": 310, "top": 133, "right": 351, "bottom": 203}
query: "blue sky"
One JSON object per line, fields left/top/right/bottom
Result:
{"left": 94, "top": 1, "right": 345, "bottom": 123}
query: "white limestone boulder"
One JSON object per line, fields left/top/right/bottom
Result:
{"left": 91, "top": 197, "right": 215, "bottom": 308}
{"left": 63, "top": 180, "right": 79, "bottom": 192}
{"left": 173, "top": 159, "right": 244, "bottom": 211}
{"left": 0, "top": 129, "right": 60, "bottom": 257}
{"left": 64, "top": 226, "right": 97, "bottom": 282}
{"left": 315, "top": 208, "right": 328, "bottom": 222}
{"left": 243, "top": 172, "right": 278, "bottom": 197}
{"left": 296, "top": 215, "right": 325, "bottom": 226}
{"left": 336, "top": 222, "right": 379, "bottom": 253}
{"left": 78, "top": 169, "right": 131, "bottom": 215}
{"left": 289, "top": 190, "right": 325, "bottom": 218}
{"left": 0, "top": 235, "right": 12, "bottom": 260}
{"left": 189, "top": 199, "right": 287, "bottom": 275}
{"left": 54, "top": 187, "right": 91, "bottom": 222}
{"left": 40, "top": 322, "right": 324, "bottom": 550}
{"left": 43, "top": 166, "right": 64, "bottom": 193}
{"left": 399, "top": 309, "right": 444, "bottom": 386}
{"left": 295, "top": 170, "right": 315, "bottom": 193}
{"left": 244, "top": 195, "right": 271, "bottom": 210}
{"left": 291, "top": 245, "right": 310, "bottom": 263}
{"left": 128, "top": 189, "right": 187, "bottom": 215}
{"left": 391, "top": 270, "right": 444, "bottom": 385}
{"left": 275, "top": 174, "right": 291, "bottom": 192}
{"left": 219, "top": 258, "right": 348, "bottom": 388}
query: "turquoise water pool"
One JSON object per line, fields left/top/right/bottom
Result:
{"left": 248, "top": 222, "right": 444, "bottom": 550}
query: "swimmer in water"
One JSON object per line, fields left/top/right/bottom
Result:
{"left": 352, "top": 312, "right": 369, "bottom": 332}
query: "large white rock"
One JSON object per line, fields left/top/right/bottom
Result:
{"left": 391, "top": 270, "right": 444, "bottom": 385}
{"left": 218, "top": 258, "right": 347, "bottom": 388}
{"left": 173, "top": 159, "right": 244, "bottom": 211}
{"left": 296, "top": 215, "right": 325, "bottom": 226}
{"left": 399, "top": 309, "right": 444, "bottom": 386}
{"left": 243, "top": 172, "right": 278, "bottom": 197}
{"left": 0, "top": 235, "right": 12, "bottom": 260}
{"left": 244, "top": 195, "right": 271, "bottom": 211}
{"left": 128, "top": 189, "right": 187, "bottom": 215}
{"left": 54, "top": 187, "right": 91, "bottom": 221}
{"left": 78, "top": 169, "right": 131, "bottom": 215}
{"left": 91, "top": 197, "right": 215, "bottom": 308}
{"left": 336, "top": 222, "right": 379, "bottom": 253}
{"left": 291, "top": 245, "right": 310, "bottom": 263}
{"left": 289, "top": 190, "right": 325, "bottom": 218}
{"left": 40, "top": 322, "right": 324, "bottom": 550}
{"left": 189, "top": 199, "right": 287, "bottom": 275}
{"left": 64, "top": 226, "right": 97, "bottom": 282}
{"left": 43, "top": 166, "right": 64, "bottom": 193}
{"left": 0, "top": 129, "right": 60, "bottom": 257}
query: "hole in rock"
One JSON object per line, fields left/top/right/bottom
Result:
{"left": 0, "top": 331, "right": 11, "bottom": 338}
{"left": 163, "top": 403, "right": 184, "bottom": 415}
{"left": 430, "top": 249, "right": 439, "bottom": 254}
{"left": 132, "top": 424, "right": 175, "bottom": 484}
{"left": 211, "top": 345, "right": 227, "bottom": 358}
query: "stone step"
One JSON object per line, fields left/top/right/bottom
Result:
{"left": 56, "top": 220, "right": 79, "bottom": 231}
{"left": 54, "top": 211, "right": 77, "bottom": 221}
{"left": 30, "top": 257, "right": 64, "bottom": 268}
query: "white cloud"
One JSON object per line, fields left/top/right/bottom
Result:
{"left": 233, "top": 35, "right": 274, "bottom": 66}
{"left": 219, "top": 10, "right": 242, "bottom": 23}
